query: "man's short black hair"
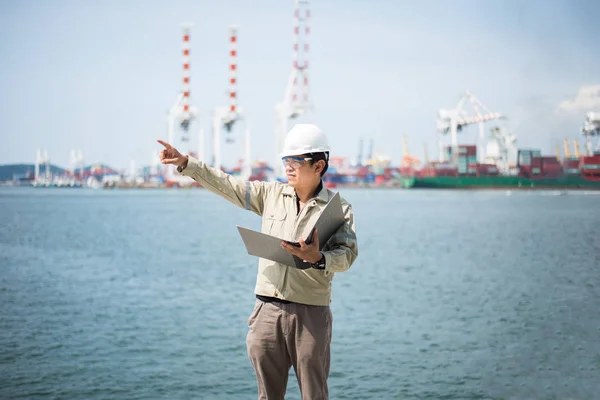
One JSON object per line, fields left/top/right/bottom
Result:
{"left": 309, "top": 152, "right": 329, "bottom": 177}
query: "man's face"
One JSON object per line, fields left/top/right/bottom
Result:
{"left": 282, "top": 154, "right": 321, "bottom": 188}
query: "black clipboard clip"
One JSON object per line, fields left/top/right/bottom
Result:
{"left": 284, "top": 227, "right": 316, "bottom": 248}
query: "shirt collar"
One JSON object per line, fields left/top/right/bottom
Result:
{"left": 314, "top": 180, "right": 329, "bottom": 203}
{"left": 284, "top": 180, "right": 329, "bottom": 203}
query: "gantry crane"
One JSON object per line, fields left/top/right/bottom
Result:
{"left": 211, "top": 25, "right": 252, "bottom": 179}
{"left": 581, "top": 111, "right": 600, "bottom": 155}
{"left": 274, "top": 0, "right": 312, "bottom": 179}
{"left": 436, "top": 90, "right": 504, "bottom": 163}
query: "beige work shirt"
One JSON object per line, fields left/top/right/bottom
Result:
{"left": 179, "top": 156, "right": 358, "bottom": 306}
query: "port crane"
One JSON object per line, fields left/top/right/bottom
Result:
{"left": 165, "top": 23, "right": 200, "bottom": 186}
{"left": 581, "top": 111, "right": 600, "bottom": 155}
{"left": 69, "top": 149, "right": 84, "bottom": 179}
{"left": 211, "top": 25, "right": 252, "bottom": 179}
{"left": 400, "top": 135, "right": 420, "bottom": 168}
{"left": 274, "top": 0, "right": 312, "bottom": 179}
{"left": 35, "top": 149, "right": 50, "bottom": 183}
{"left": 436, "top": 90, "right": 504, "bottom": 163}
{"left": 485, "top": 126, "right": 516, "bottom": 173}
{"left": 166, "top": 25, "right": 198, "bottom": 157}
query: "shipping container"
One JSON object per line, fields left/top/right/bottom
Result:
{"left": 580, "top": 156, "right": 600, "bottom": 180}
{"left": 446, "top": 145, "right": 477, "bottom": 157}
{"left": 542, "top": 168, "right": 562, "bottom": 173}
{"left": 417, "top": 167, "right": 436, "bottom": 177}
{"left": 399, "top": 166, "right": 415, "bottom": 176}
{"left": 475, "top": 163, "right": 499, "bottom": 176}
{"left": 355, "top": 166, "right": 371, "bottom": 178}
{"left": 435, "top": 162, "right": 456, "bottom": 170}
{"left": 581, "top": 156, "right": 600, "bottom": 165}
{"left": 519, "top": 165, "right": 531, "bottom": 177}
{"left": 541, "top": 157, "right": 561, "bottom": 167}
{"left": 564, "top": 160, "right": 580, "bottom": 168}
{"left": 518, "top": 149, "right": 542, "bottom": 166}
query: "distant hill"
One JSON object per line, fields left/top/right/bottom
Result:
{"left": 0, "top": 164, "right": 66, "bottom": 182}
{"left": 0, "top": 163, "right": 119, "bottom": 182}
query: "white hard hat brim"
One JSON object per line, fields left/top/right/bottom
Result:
{"left": 279, "top": 148, "right": 330, "bottom": 158}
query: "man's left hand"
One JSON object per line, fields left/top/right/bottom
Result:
{"left": 281, "top": 228, "right": 322, "bottom": 264}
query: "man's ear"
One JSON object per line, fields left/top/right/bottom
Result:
{"left": 314, "top": 160, "right": 325, "bottom": 175}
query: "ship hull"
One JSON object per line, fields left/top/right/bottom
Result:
{"left": 402, "top": 175, "right": 600, "bottom": 190}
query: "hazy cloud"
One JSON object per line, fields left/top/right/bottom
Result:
{"left": 557, "top": 85, "right": 600, "bottom": 112}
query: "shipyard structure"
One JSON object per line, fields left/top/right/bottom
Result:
{"left": 5, "top": 0, "right": 599, "bottom": 191}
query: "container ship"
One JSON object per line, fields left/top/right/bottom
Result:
{"left": 395, "top": 95, "right": 600, "bottom": 190}
{"left": 399, "top": 145, "right": 600, "bottom": 190}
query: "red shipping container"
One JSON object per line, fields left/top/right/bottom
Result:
{"left": 542, "top": 165, "right": 562, "bottom": 171}
{"left": 355, "top": 166, "right": 370, "bottom": 178}
{"left": 542, "top": 163, "right": 561, "bottom": 168}
{"left": 565, "top": 160, "right": 580, "bottom": 168}
{"left": 581, "top": 156, "right": 600, "bottom": 165}
{"left": 542, "top": 162, "right": 562, "bottom": 167}
{"left": 418, "top": 168, "right": 434, "bottom": 177}
{"left": 434, "top": 162, "right": 456, "bottom": 170}
{"left": 399, "top": 166, "right": 415, "bottom": 176}
{"left": 542, "top": 168, "right": 563, "bottom": 174}
{"left": 519, "top": 166, "right": 531, "bottom": 177}
{"left": 463, "top": 145, "right": 477, "bottom": 156}
{"left": 477, "top": 164, "right": 499, "bottom": 176}
{"left": 542, "top": 156, "right": 559, "bottom": 163}
{"left": 446, "top": 145, "right": 477, "bottom": 156}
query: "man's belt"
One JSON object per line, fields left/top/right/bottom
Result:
{"left": 256, "top": 294, "right": 293, "bottom": 304}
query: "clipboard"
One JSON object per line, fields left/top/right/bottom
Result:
{"left": 237, "top": 191, "right": 345, "bottom": 269}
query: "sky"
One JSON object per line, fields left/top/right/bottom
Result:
{"left": 1, "top": 0, "right": 599, "bottom": 170}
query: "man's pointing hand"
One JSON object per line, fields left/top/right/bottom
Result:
{"left": 157, "top": 139, "right": 188, "bottom": 168}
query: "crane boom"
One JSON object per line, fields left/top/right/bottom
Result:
{"left": 456, "top": 112, "right": 504, "bottom": 127}
{"left": 435, "top": 91, "right": 504, "bottom": 162}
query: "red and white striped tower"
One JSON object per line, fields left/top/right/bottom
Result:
{"left": 166, "top": 23, "right": 198, "bottom": 183}
{"left": 228, "top": 26, "right": 238, "bottom": 120}
{"left": 181, "top": 23, "right": 192, "bottom": 131}
{"left": 292, "top": 0, "right": 310, "bottom": 109}
{"left": 214, "top": 25, "right": 244, "bottom": 170}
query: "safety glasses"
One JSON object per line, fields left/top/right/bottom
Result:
{"left": 282, "top": 156, "right": 312, "bottom": 169}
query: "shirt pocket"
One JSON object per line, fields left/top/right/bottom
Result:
{"left": 263, "top": 208, "right": 288, "bottom": 238}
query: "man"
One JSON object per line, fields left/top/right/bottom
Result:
{"left": 158, "top": 123, "right": 358, "bottom": 400}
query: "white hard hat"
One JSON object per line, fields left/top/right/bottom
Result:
{"left": 280, "top": 123, "right": 330, "bottom": 158}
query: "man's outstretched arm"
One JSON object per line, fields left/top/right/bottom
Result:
{"left": 158, "top": 139, "right": 268, "bottom": 216}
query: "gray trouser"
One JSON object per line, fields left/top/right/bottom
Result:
{"left": 246, "top": 298, "right": 332, "bottom": 400}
